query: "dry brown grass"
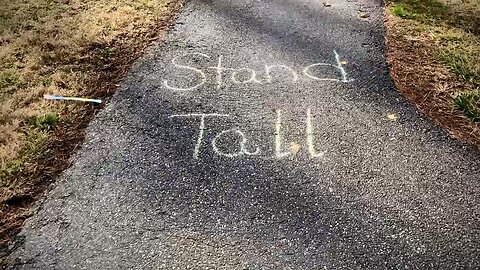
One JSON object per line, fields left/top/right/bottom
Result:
{"left": 0, "top": 0, "right": 180, "bottom": 176}
{"left": 385, "top": 0, "right": 480, "bottom": 144}
{"left": 0, "top": 0, "right": 182, "bottom": 262}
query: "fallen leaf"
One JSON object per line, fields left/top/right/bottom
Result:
{"left": 358, "top": 12, "right": 370, "bottom": 20}
{"left": 290, "top": 142, "right": 301, "bottom": 159}
{"left": 387, "top": 113, "right": 399, "bottom": 121}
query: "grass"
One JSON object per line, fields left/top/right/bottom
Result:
{"left": 0, "top": 0, "right": 182, "bottom": 263}
{"left": 454, "top": 92, "right": 480, "bottom": 122}
{"left": 438, "top": 36, "right": 480, "bottom": 84}
{"left": 385, "top": 0, "right": 480, "bottom": 141}
{"left": 0, "top": 0, "right": 182, "bottom": 181}
{"left": 388, "top": 0, "right": 449, "bottom": 22}
{"left": 28, "top": 113, "right": 60, "bottom": 131}
{"left": 391, "top": 5, "right": 416, "bottom": 19}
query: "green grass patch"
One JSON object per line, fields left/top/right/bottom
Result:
{"left": 388, "top": 0, "right": 480, "bottom": 34}
{"left": 388, "top": 0, "right": 449, "bottom": 23}
{"left": 28, "top": 113, "right": 60, "bottom": 131}
{"left": 41, "top": 76, "right": 52, "bottom": 87}
{"left": 98, "top": 46, "right": 116, "bottom": 60}
{"left": 0, "top": 113, "right": 59, "bottom": 181}
{"left": 441, "top": 52, "right": 480, "bottom": 84}
{"left": 0, "top": 128, "right": 50, "bottom": 182}
{"left": 0, "top": 70, "right": 21, "bottom": 102}
{"left": 390, "top": 4, "right": 417, "bottom": 19}
{"left": 454, "top": 91, "right": 480, "bottom": 122}
{"left": 435, "top": 28, "right": 480, "bottom": 85}
{"left": 0, "top": 159, "right": 24, "bottom": 181}
{"left": 389, "top": 0, "right": 480, "bottom": 86}
{"left": 0, "top": 70, "right": 19, "bottom": 88}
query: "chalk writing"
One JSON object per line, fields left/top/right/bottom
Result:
{"left": 170, "top": 109, "right": 326, "bottom": 160}
{"left": 231, "top": 68, "right": 261, "bottom": 84}
{"left": 165, "top": 50, "right": 351, "bottom": 160}
{"left": 306, "top": 109, "right": 325, "bottom": 158}
{"left": 212, "top": 129, "right": 260, "bottom": 157}
{"left": 334, "top": 50, "right": 351, "bottom": 83}
{"left": 169, "top": 113, "right": 229, "bottom": 159}
{"left": 302, "top": 50, "right": 353, "bottom": 83}
{"left": 163, "top": 50, "right": 353, "bottom": 91}
{"left": 275, "top": 110, "right": 291, "bottom": 159}
{"left": 163, "top": 53, "right": 209, "bottom": 91}
{"left": 209, "top": 55, "right": 226, "bottom": 90}
{"left": 265, "top": 65, "right": 299, "bottom": 83}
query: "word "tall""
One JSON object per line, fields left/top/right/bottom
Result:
{"left": 170, "top": 109, "right": 325, "bottom": 160}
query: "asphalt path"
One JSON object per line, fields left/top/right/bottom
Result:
{"left": 8, "top": 0, "right": 480, "bottom": 269}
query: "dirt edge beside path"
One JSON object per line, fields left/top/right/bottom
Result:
{"left": 384, "top": 0, "right": 480, "bottom": 145}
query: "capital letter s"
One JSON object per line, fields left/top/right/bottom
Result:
{"left": 163, "top": 53, "right": 210, "bottom": 92}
